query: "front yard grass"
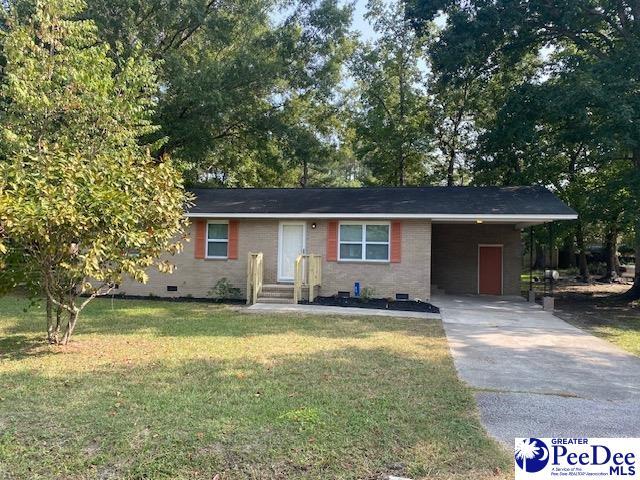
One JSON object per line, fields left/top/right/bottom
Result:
{"left": 553, "top": 286, "right": 640, "bottom": 356}
{"left": 520, "top": 274, "right": 640, "bottom": 356}
{"left": 0, "top": 296, "right": 509, "bottom": 479}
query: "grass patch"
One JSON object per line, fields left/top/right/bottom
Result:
{"left": 527, "top": 281, "right": 640, "bottom": 356}
{"left": 520, "top": 274, "right": 640, "bottom": 356}
{"left": 554, "top": 294, "right": 640, "bottom": 357}
{"left": 0, "top": 295, "right": 509, "bottom": 479}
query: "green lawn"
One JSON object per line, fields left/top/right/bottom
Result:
{"left": 0, "top": 296, "right": 509, "bottom": 479}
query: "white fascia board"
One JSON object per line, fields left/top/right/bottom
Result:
{"left": 185, "top": 212, "right": 578, "bottom": 222}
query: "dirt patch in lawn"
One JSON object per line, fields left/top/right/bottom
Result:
{"left": 550, "top": 282, "right": 640, "bottom": 356}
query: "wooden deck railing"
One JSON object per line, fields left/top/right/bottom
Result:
{"left": 307, "top": 254, "right": 322, "bottom": 301}
{"left": 293, "top": 255, "right": 303, "bottom": 305}
{"left": 246, "top": 252, "right": 264, "bottom": 305}
{"left": 293, "top": 254, "right": 322, "bottom": 304}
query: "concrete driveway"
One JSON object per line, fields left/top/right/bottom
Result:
{"left": 436, "top": 295, "right": 640, "bottom": 446}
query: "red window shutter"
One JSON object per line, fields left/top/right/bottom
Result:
{"left": 326, "top": 221, "right": 338, "bottom": 261}
{"left": 228, "top": 220, "right": 239, "bottom": 259}
{"left": 194, "top": 220, "right": 206, "bottom": 259}
{"left": 390, "top": 221, "right": 402, "bottom": 263}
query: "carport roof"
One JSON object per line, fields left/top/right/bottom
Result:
{"left": 187, "top": 186, "right": 577, "bottom": 222}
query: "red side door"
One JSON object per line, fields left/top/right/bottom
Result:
{"left": 478, "top": 246, "right": 503, "bottom": 295}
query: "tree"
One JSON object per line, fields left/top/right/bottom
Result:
{"left": 226, "top": 0, "right": 357, "bottom": 188}
{"left": 81, "top": 0, "right": 355, "bottom": 187}
{"left": 473, "top": 71, "right": 614, "bottom": 281}
{"left": 0, "top": 0, "right": 188, "bottom": 344}
{"left": 350, "top": 0, "right": 431, "bottom": 186}
{"left": 427, "top": 77, "right": 478, "bottom": 186}
{"left": 408, "top": 0, "right": 640, "bottom": 297}
{"left": 588, "top": 158, "right": 633, "bottom": 280}
{"left": 420, "top": 9, "right": 509, "bottom": 187}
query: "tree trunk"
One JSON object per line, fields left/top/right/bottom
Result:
{"left": 301, "top": 158, "right": 308, "bottom": 187}
{"left": 558, "top": 235, "right": 575, "bottom": 268}
{"left": 447, "top": 148, "right": 455, "bottom": 186}
{"left": 398, "top": 152, "right": 405, "bottom": 186}
{"left": 55, "top": 302, "right": 62, "bottom": 341}
{"left": 398, "top": 38, "right": 406, "bottom": 187}
{"left": 46, "top": 294, "right": 64, "bottom": 344}
{"left": 46, "top": 296, "right": 55, "bottom": 344}
{"left": 627, "top": 148, "right": 640, "bottom": 299}
{"left": 534, "top": 243, "right": 545, "bottom": 270}
{"left": 603, "top": 227, "right": 619, "bottom": 281}
{"left": 60, "top": 308, "right": 78, "bottom": 346}
{"left": 575, "top": 221, "right": 588, "bottom": 282}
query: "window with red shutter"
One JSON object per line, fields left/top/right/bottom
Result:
{"left": 228, "top": 220, "right": 239, "bottom": 260}
{"left": 390, "top": 221, "right": 401, "bottom": 263}
{"left": 194, "top": 220, "right": 206, "bottom": 259}
{"left": 326, "top": 221, "right": 338, "bottom": 261}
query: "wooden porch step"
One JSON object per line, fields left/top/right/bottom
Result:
{"left": 258, "top": 290, "right": 294, "bottom": 299}
{"left": 256, "top": 297, "right": 295, "bottom": 304}
{"left": 257, "top": 284, "right": 294, "bottom": 304}
{"left": 261, "top": 283, "right": 294, "bottom": 292}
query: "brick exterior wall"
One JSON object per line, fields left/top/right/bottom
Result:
{"left": 117, "top": 218, "right": 432, "bottom": 300}
{"left": 308, "top": 220, "right": 431, "bottom": 300}
{"left": 431, "top": 223, "right": 522, "bottom": 295}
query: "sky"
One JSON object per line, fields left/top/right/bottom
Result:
{"left": 273, "top": 0, "right": 445, "bottom": 43}
{"left": 350, "top": 0, "right": 378, "bottom": 41}
{"left": 272, "top": 0, "right": 380, "bottom": 41}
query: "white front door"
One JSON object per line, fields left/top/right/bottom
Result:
{"left": 278, "top": 222, "right": 306, "bottom": 282}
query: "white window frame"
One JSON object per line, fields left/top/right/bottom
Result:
{"left": 338, "top": 221, "right": 390, "bottom": 262}
{"left": 206, "top": 220, "right": 229, "bottom": 259}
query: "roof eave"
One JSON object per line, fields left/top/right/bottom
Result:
{"left": 185, "top": 212, "right": 578, "bottom": 222}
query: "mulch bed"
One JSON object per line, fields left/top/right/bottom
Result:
{"left": 307, "top": 295, "right": 440, "bottom": 313}
{"left": 97, "top": 294, "right": 246, "bottom": 305}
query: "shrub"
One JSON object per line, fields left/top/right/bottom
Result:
{"left": 360, "top": 287, "right": 376, "bottom": 301}
{"left": 209, "top": 278, "right": 241, "bottom": 300}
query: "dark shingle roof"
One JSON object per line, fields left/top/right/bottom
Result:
{"left": 187, "top": 186, "right": 576, "bottom": 218}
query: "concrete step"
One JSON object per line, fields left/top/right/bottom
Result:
{"left": 256, "top": 297, "right": 295, "bottom": 304}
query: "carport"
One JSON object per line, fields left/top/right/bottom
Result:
{"left": 431, "top": 223, "right": 523, "bottom": 296}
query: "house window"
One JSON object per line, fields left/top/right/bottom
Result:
{"left": 338, "top": 223, "right": 389, "bottom": 261}
{"left": 206, "top": 221, "right": 228, "bottom": 258}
